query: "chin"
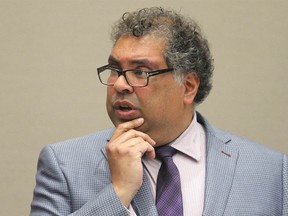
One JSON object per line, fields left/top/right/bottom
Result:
{"left": 136, "top": 124, "right": 150, "bottom": 135}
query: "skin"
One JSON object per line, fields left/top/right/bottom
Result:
{"left": 105, "top": 34, "right": 200, "bottom": 207}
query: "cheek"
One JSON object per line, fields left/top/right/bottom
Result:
{"left": 106, "top": 87, "right": 113, "bottom": 96}
{"left": 142, "top": 87, "right": 182, "bottom": 117}
{"left": 105, "top": 89, "right": 114, "bottom": 115}
{"left": 105, "top": 89, "right": 111, "bottom": 106}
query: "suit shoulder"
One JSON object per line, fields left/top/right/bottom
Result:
{"left": 197, "top": 112, "right": 284, "bottom": 159}
{"left": 215, "top": 127, "right": 284, "bottom": 160}
{"left": 42, "top": 128, "right": 114, "bottom": 158}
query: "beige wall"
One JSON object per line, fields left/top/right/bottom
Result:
{"left": 1, "top": 1, "right": 287, "bottom": 215}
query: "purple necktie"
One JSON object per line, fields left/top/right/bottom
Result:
{"left": 155, "top": 145, "right": 183, "bottom": 216}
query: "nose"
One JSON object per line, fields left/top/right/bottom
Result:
{"left": 113, "top": 75, "right": 133, "bottom": 93}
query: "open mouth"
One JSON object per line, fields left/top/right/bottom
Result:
{"left": 113, "top": 101, "right": 140, "bottom": 120}
{"left": 114, "top": 100, "right": 135, "bottom": 111}
{"left": 118, "top": 105, "right": 133, "bottom": 111}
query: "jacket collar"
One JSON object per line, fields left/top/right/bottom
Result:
{"left": 197, "top": 112, "right": 239, "bottom": 215}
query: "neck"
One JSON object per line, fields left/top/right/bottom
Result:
{"left": 154, "top": 111, "right": 195, "bottom": 147}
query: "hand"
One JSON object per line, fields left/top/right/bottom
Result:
{"left": 106, "top": 118, "right": 156, "bottom": 207}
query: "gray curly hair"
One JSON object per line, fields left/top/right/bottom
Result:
{"left": 111, "top": 7, "right": 214, "bottom": 104}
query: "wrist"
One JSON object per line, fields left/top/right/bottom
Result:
{"left": 113, "top": 184, "right": 137, "bottom": 208}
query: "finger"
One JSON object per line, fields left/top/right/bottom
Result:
{"left": 143, "top": 143, "right": 156, "bottom": 159}
{"left": 118, "top": 118, "right": 144, "bottom": 132}
{"left": 112, "top": 129, "right": 156, "bottom": 146}
{"left": 125, "top": 139, "right": 156, "bottom": 159}
{"left": 107, "top": 137, "right": 154, "bottom": 161}
{"left": 124, "top": 129, "right": 155, "bottom": 146}
{"left": 111, "top": 118, "right": 144, "bottom": 140}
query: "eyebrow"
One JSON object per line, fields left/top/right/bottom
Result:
{"left": 108, "top": 55, "right": 120, "bottom": 66}
{"left": 108, "top": 55, "right": 159, "bottom": 69}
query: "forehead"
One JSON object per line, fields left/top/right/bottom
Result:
{"left": 110, "top": 34, "right": 167, "bottom": 67}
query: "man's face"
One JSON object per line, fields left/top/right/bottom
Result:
{"left": 106, "top": 34, "right": 196, "bottom": 145}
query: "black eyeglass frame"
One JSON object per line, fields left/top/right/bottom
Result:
{"left": 97, "top": 64, "right": 174, "bottom": 87}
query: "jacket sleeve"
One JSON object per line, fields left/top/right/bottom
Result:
{"left": 283, "top": 154, "right": 288, "bottom": 216}
{"left": 30, "top": 145, "right": 130, "bottom": 216}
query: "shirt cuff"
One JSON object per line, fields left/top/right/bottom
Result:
{"left": 126, "top": 204, "right": 137, "bottom": 216}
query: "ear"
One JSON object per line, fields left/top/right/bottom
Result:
{"left": 183, "top": 73, "right": 200, "bottom": 105}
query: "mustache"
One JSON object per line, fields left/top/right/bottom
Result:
{"left": 111, "top": 94, "right": 137, "bottom": 104}
{"left": 111, "top": 95, "right": 139, "bottom": 108}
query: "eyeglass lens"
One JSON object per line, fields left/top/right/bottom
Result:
{"left": 99, "top": 69, "right": 148, "bottom": 86}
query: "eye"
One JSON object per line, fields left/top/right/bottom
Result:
{"left": 132, "top": 69, "right": 147, "bottom": 77}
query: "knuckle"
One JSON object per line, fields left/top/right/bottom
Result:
{"left": 105, "top": 143, "right": 114, "bottom": 153}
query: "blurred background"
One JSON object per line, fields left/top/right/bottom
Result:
{"left": 1, "top": 0, "right": 287, "bottom": 215}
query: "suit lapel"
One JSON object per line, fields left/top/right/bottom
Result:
{"left": 198, "top": 114, "right": 239, "bottom": 215}
{"left": 132, "top": 172, "right": 158, "bottom": 216}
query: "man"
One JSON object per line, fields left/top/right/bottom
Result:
{"left": 30, "top": 7, "right": 288, "bottom": 216}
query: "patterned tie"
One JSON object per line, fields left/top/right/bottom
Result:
{"left": 155, "top": 145, "right": 183, "bottom": 216}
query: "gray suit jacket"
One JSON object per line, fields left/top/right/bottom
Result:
{"left": 30, "top": 113, "right": 288, "bottom": 216}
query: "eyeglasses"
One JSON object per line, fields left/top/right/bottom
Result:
{"left": 97, "top": 65, "right": 174, "bottom": 87}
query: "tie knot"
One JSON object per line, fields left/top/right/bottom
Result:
{"left": 155, "top": 145, "right": 177, "bottom": 159}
